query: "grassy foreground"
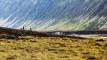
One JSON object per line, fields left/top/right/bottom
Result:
{"left": 0, "top": 36, "right": 107, "bottom": 60}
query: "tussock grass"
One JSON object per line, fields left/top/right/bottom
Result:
{"left": 0, "top": 36, "right": 106, "bottom": 60}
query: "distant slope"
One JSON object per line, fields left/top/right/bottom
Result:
{"left": 0, "top": 0, "right": 107, "bottom": 31}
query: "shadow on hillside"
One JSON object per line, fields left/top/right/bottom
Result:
{"left": 0, "top": 27, "right": 88, "bottom": 39}
{"left": 0, "top": 33, "right": 87, "bottom": 40}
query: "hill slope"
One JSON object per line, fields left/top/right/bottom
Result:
{"left": 0, "top": 0, "right": 107, "bottom": 31}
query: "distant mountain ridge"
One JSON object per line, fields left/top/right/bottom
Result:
{"left": 0, "top": 0, "right": 107, "bottom": 31}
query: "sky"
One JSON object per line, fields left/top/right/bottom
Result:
{"left": 0, "top": 0, "right": 107, "bottom": 31}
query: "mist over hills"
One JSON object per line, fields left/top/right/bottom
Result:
{"left": 0, "top": 0, "right": 107, "bottom": 31}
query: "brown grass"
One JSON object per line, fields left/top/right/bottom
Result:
{"left": 0, "top": 36, "right": 106, "bottom": 60}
